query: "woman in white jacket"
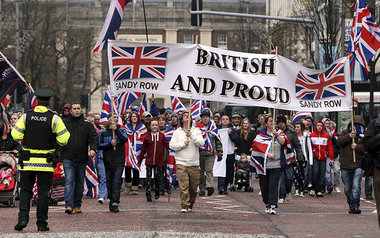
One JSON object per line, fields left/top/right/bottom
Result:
{"left": 169, "top": 111, "right": 205, "bottom": 213}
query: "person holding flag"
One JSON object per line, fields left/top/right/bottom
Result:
{"left": 169, "top": 111, "right": 205, "bottom": 213}
{"left": 124, "top": 111, "right": 147, "bottom": 195}
{"left": 98, "top": 114, "right": 129, "bottom": 212}
{"left": 251, "top": 115, "right": 293, "bottom": 215}
{"left": 196, "top": 107, "right": 223, "bottom": 196}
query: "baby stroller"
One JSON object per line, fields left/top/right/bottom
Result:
{"left": 0, "top": 152, "right": 19, "bottom": 207}
{"left": 32, "top": 162, "right": 65, "bottom": 206}
{"left": 231, "top": 154, "right": 253, "bottom": 192}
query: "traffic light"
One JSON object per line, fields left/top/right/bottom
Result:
{"left": 191, "top": 0, "right": 202, "bottom": 26}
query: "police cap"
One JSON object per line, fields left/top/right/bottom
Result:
{"left": 34, "top": 89, "right": 53, "bottom": 101}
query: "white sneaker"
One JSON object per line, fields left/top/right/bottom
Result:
{"left": 187, "top": 208, "right": 192, "bottom": 212}
{"left": 265, "top": 207, "right": 271, "bottom": 214}
{"left": 97, "top": 198, "right": 105, "bottom": 204}
{"left": 309, "top": 190, "right": 316, "bottom": 196}
{"left": 335, "top": 187, "right": 341, "bottom": 193}
{"left": 300, "top": 192, "right": 305, "bottom": 197}
{"left": 286, "top": 193, "right": 291, "bottom": 201}
{"left": 278, "top": 198, "right": 285, "bottom": 204}
{"left": 270, "top": 206, "right": 277, "bottom": 215}
{"left": 180, "top": 208, "right": 188, "bottom": 213}
{"left": 258, "top": 191, "right": 262, "bottom": 196}
{"left": 294, "top": 190, "right": 299, "bottom": 196}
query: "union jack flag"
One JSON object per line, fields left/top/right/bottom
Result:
{"left": 28, "top": 91, "right": 37, "bottom": 110}
{"left": 346, "top": 0, "right": 380, "bottom": 69}
{"left": 139, "top": 93, "right": 148, "bottom": 117}
{"left": 348, "top": 54, "right": 368, "bottom": 81}
{"left": 93, "top": 0, "right": 132, "bottom": 52}
{"left": 124, "top": 139, "right": 141, "bottom": 171}
{"left": 250, "top": 129, "right": 294, "bottom": 175}
{"left": 164, "top": 127, "right": 176, "bottom": 185}
{"left": 195, "top": 120, "right": 220, "bottom": 153}
{"left": 171, "top": 96, "right": 186, "bottom": 113}
{"left": 0, "top": 105, "right": 11, "bottom": 133}
{"left": 191, "top": 100, "right": 207, "bottom": 122}
{"left": 111, "top": 45, "right": 168, "bottom": 81}
{"left": 295, "top": 62, "right": 346, "bottom": 100}
{"left": 117, "top": 92, "right": 141, "bottom": 114}
{"left": 84, "top": 156, "right": 99, "bottom": 198}
{"left": 125, "top": 123, "right": 147, "bottom": 159}
{"left": 269, "top": 39, "right": 276, "bottom": 55}
{"left": 291, "top": 111, "right": 312, "bottom": 125}
{"left": 100, "top": 89, "right": 123, "bottom": 125}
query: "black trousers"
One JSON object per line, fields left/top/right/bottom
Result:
{"left": 106, "top": 166, "right": 124, "bottom": 205}
{"left": 259, "top": 168, "right": 282, "bottom": 208}
{"left": 146, "top": 165, "right": 162, "bottom": 192}
{"left": 18, "top": 170, "right": 53, "bottom": 227}
{"left": 124, "top": 166, "right": 139, "bottom": 186}
{"left": 225, "top": 154, "right": 235, "bottom": 185}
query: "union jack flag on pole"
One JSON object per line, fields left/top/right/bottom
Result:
{"left": 28, "top": 91, "right": 37, "bottom": 110}
{"left": 93, "top": 0, "right": 132, "bottom": 52}
{"left": 191, "top": 100, "right": 207, "bottom": 122}
{"left": 346, "top": 0, "right": 380, "bottom": 69}
{"left": 100, "top": 88, "right": 123, "bottom": 125}
{"left": 110, "top": 45, "right": 168, "bottom": 81}
{"left": 295, "top": 62, "right": 346, "bottom": 100}
{"left": 84, "top": 156, "right": 99, "bottom": 198}
{"left": 269, "top": 38, "right": 276, "bottom": 55}
{"left": 139, "top": 93, "right": 148, "bottom": 117}
{"left": 117, "top": 91, "right": 141, "bottom": 114}
{"left": 171, "top": 96, "right": 186, "bottom": 113}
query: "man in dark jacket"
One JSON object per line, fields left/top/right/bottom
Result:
{"left": 61, "top": 103, "right": 98, "bottom": 214}
{"left": 99, "top": 114, "right": 129, "bottom": 212}
{"left": 364, "top": 116, "right": 380, "bottom": 227}
{"left": 277, "top": 115, "right": 304, "bottom": 203}
{"left": 337, "top": 115, "right": 365, "bottom": 214}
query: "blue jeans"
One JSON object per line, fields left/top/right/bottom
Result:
{"left": 279, "top": 164, "right": 294, "bottom": 199}
{"left": 95, "top": 152, "right": 107, "bottom": 199}
{"left": 325, "top": 156, "right": 340, "bottom": 189}
{"left": 341, "top": 168, "right": 363, "bottom": 209}
{"left": 63, "top": 159, "right": 86, "bottom": 209}
{"left": 106, "top": 166, "right": 124, "bottom": 205}
{"left": 312, "top": 158, "right": 326, "bottom": 193}
{"left": 365, "top": 175, "right": 373, "bottom": 197}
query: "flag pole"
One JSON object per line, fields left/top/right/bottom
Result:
{"left": 111, "top": 96, "right": 116, "bottom": 151}
{"left": 351, "top": 91, "right": 356, "bottom": 163}
{"left": 272, "top": 108, "right": 276, "bottom": 153}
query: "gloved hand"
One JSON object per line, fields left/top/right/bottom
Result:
{"left": 217, "top": 155, "right": 223, "bottom": 162}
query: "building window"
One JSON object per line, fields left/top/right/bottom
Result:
{"left": 184, "top": 34, "right": 194, "bottom": 44}
{"left": 218, "top": 34, "right": 227, "bottom": 49}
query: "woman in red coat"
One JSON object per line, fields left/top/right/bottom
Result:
{"left": 138, "top": 119, "right": 169, "bottom": 202}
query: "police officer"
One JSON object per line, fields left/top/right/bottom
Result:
{"left": 12, "top": 89, "right": 70, "bottom": 232}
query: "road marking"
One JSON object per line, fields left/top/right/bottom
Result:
{"left": 199, "top": 196, "right": 259, "bottom": 214}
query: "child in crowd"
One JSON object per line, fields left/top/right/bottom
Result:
{"left": 53, "top": 163, "right": 64, "bottom": 180}
{"left": 235, "top": 153, "right": 250, "bottom": 185}
{"left": 0, "top": 167, "right": 13, "bottom": 188}
{"left": 138, "top": 119, "right": 169, "bottom": 202}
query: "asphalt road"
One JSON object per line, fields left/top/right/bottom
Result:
{"left": 0, "top": 178, "right": 379, "bottom": 238}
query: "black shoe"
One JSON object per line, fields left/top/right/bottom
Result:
{"left": 349, "top": 207, "right": 362, "bottom": 214}
{"left": 14, "top": 222, "right": 27, "bottom": 231}
{"left": 146, "top": 192, "right": 152, "bottom": 202}
{"left": 327, "top": 186, "right": 333, "bottom": 194}
{"left": 237, "top": 184, "right": 242, "bottom": 190}
{"left": 199, "top": 191, "right": 206, "bottom": 196}
{"left": 366, "top": 196, "right": 374, "bottom": 200}
{"left": 37, "top": 225, "right": 50, "bottom": 232}
{"left": 219, "top": 190, "right": 223, "bottom": 195}
{"left": 207, "top": 187, "right": 214, "bottom": 196}
{"left": 154, "top": 190, "right": 160, "bottom": 200}
{"left": 109, "top": 205, "right": 119, "bottom": 213}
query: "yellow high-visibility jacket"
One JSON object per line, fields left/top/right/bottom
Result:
{"left": 12, "top": 106, "right": 70, "bottom": 172}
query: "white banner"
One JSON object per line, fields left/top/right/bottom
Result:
{"left": 108, "top": 41, "right": 352, "bottom": 112}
